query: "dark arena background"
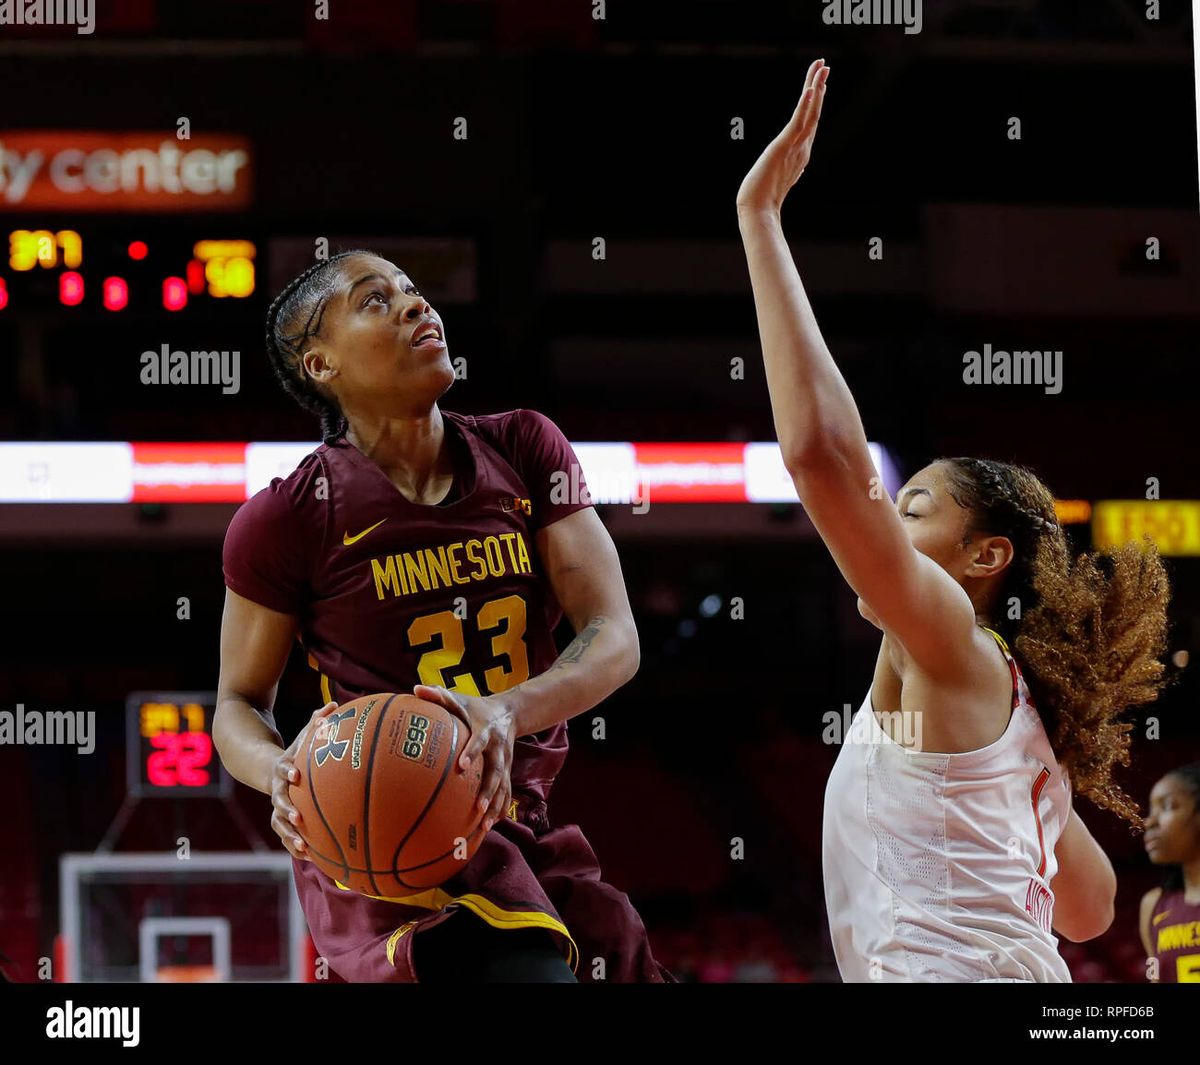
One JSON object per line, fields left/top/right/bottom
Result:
{"left": 0, "top": 0, "right": 1198, "bottom": 1032}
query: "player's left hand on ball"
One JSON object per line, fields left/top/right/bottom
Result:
{"left": 412, "top": 684, "right": 516, "bottom": 834}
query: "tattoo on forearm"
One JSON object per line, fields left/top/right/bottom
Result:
{"left": 553, "top": 615, "right": 607, "bottom": 669}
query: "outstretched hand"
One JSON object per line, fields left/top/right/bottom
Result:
{"left": 736, "top": 58, "right": 830, "bottom": 214}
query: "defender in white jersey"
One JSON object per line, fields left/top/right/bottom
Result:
{"left": 737, "top": 59, "right": 1171, "bottom": 982}
{"left": 823, "top": 626, "right": 1071, "bottom": 982}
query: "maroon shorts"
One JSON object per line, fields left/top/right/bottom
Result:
{"left": 293, "top": 791, "right": 674, "bottom": 983}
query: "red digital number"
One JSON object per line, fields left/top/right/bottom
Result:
{"left": 147, "top": 731, "right": 212, "bottom": 788}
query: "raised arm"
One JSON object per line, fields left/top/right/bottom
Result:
{"left": 736, "top": 60, "right": 976, "bottom": 676}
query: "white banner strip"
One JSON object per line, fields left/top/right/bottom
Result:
{"left": 0, "top": 440, "right": 900, "bottom": 504}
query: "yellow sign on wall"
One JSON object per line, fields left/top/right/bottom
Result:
{"left": 1053, "top": 499, "right": 1091, "bottom": 525}
{"left": 1093, "top": 501, "right": 1200, "bottom": 556}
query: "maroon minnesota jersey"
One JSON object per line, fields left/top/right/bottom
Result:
{"left": 222, "top": 407, "right": 592, "bottom": 805}
{"left": 1149, "top": 889, "right": 1200, "bottom": 982}
{"left": 222, "top": 408, "right": 670, "bottom": 983}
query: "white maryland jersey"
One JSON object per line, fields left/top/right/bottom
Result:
{"left": 822, "top": 628, "right": 1073, "bottom": 982}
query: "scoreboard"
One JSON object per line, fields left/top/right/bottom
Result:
{"left": 0, "top": 227, "right": 482, "bottom": 321}
{"left": 2, "top": 226, "right": 256, "bottom": 314}
{"left": 126, "top": 691, "right": 230, "bottom": 798}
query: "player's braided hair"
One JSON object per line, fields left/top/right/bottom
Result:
{"left": 265, "top": 248, "right": 379, "bottom": 443}
{"left": 1156, "top": 762, "right": 1200, "bottom": 893}
{"left": 939, "top": 457, "right": 1170, "bottom": 828}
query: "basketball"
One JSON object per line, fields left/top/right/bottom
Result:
{"left": 289, "top": 693, "right": 486, "bottom": 896}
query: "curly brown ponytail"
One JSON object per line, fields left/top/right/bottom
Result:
{"left": 940, "top": 457, "right": 1171, "bottom": 829}
{"left": 265, "top": 248, "right": 380, "bottom": 443}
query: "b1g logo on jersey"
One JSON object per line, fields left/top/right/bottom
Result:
{"left": 500, "top": 496, "right": 532, "bottom": 517}
{"left": 401, "top": 713, "right": 431, "bottom": 761}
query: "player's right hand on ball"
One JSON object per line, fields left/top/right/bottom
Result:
{"left": 270, "top": 701, "right": 338, "bottom": 861}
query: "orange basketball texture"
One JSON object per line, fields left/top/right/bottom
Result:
{"left": 288, "top": 693, "right": 486, "bottom": 895}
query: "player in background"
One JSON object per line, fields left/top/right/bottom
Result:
{"left": 1140, "top": 763, "right": 1200, "bottom": 982}
{"left": 214, "top": 249, "right": 671, "bottom": 983}
{"left": 737, "top": 59, "right": 1171, "bottom": 981}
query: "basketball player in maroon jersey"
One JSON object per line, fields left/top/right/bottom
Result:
{"left": 213, "top": 250, "right": 672, "bottom": 983}
{"left": 1140, "top": 763, "right": 1200, "bottom": 982}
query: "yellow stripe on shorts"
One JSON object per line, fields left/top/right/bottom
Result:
{"left": 344, "top": 882, "right": 577, "bottom": 973}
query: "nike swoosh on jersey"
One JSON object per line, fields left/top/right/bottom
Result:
{"left": 343, "top": 518, "right": 388, "bottom": 545}
{"left": 1152, "top": 911, "right": 1172, "bottom": 926}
